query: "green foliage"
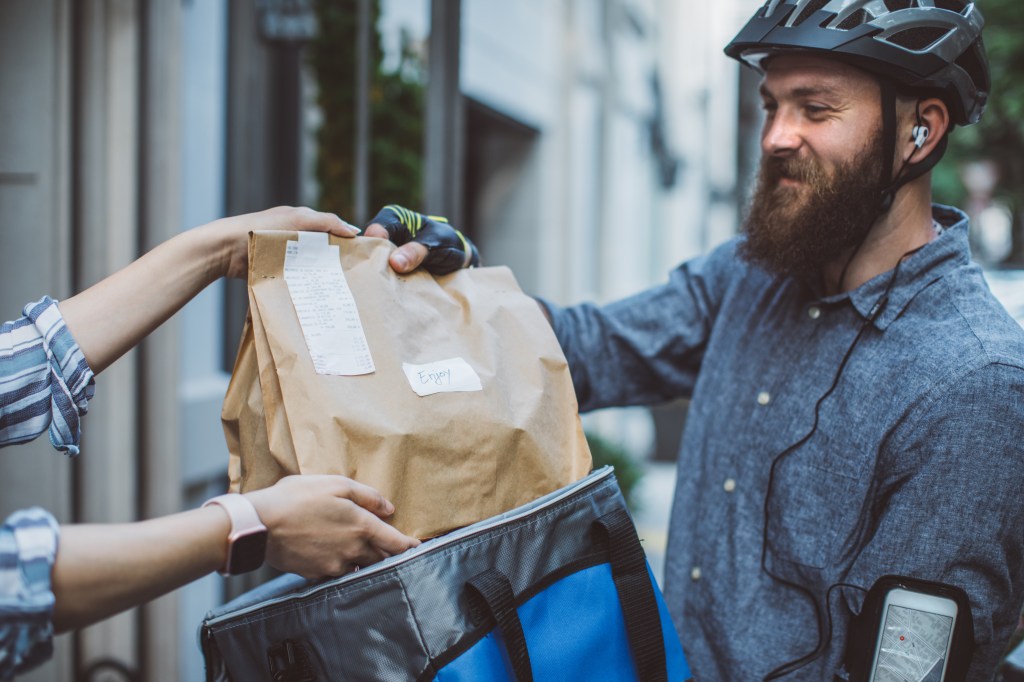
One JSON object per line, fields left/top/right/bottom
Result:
{"left": 586, "top": 431, "right": 645, "bottom": 512}
{"left": 309, "top": 0, "right": 425, "bottom": 219}
{"left": 933, "top": 0, "right": 1024, "bottom": 261}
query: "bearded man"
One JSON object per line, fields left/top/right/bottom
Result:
{"left": 379, "top": 0, "right": 1024, "bottom": 679}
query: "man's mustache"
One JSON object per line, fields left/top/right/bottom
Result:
{"left": 761, "top": 155, "right": 822, "bottom": 185}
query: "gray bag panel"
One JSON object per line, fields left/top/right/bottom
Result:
{"left": 201, "top": 467, "right": 624, "bottom": 682}
{"left": 216, "top": 572, "right": 423, "bottom": 681}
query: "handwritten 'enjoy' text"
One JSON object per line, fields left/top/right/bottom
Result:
{"left": 417, "top": 368, "right": 452, "bottom": 386}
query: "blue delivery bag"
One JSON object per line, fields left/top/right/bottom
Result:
{"left": 200, "top": 467, "right": 692, "bottom": 681}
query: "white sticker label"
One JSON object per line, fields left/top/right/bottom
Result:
{"left": 402, "top": 357, "right": 483, "bottom": 397}
{"left": 284, "top": 232, "right": 375, "bottom": 376}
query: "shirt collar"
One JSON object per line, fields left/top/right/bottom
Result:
{"left": 816, "top": 204, "right": 971, "bottom": 330}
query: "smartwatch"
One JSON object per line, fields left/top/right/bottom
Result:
{"left": 203, "top": 493, "right": 268, "bottom": 576}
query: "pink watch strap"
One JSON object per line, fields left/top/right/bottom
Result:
{"left": 203, "top": 493, "right": 267, "bottom": 538}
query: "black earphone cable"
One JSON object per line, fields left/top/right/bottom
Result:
{"left": 760, "top": 242, "right": 925, "bottom": 680}
{"left": 760, "top": 306, "right": 879, "bottom": 680}
{"left": 764, "top": 582, "right": 868, "bottom": 680}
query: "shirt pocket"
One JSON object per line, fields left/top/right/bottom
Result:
{"left": 764, "top": 441, "right": 873, "bottom": 570}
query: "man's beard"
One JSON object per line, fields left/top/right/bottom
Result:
{"left": 739, "top": 131, "right": 886, "bottom": 282}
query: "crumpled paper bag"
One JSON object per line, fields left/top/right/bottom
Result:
{"left": 222, "top": 231, "right": 592, "bottom": 538}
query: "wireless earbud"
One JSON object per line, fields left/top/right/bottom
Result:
{"left": 912, "top": 125, "right": 930, "bottom": 148}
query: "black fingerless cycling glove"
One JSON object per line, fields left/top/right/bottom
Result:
{"left": 368, "top": 204, "right": 480, "bottom": 275}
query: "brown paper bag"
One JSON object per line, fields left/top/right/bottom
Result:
{"left": 222, "top": 231, "right": 592, "bottom": 538}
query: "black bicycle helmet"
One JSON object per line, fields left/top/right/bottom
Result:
{"left": 726, "top": 0, "right": 989, "bottom": 212}
{"left": 725, "top": 0, "right": 989, "bottom": 127}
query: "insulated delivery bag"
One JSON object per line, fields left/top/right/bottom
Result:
{"left": 200, "top": 467, "right": 692, "bottom": 681}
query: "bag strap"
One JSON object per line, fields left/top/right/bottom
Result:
{"left": 466, "top": 568, "right": 534, "bottom": 682}
{"left": 594, "top": 508, "right": 669, "bottom": 682}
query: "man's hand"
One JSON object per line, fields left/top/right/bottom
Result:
{"left": 244, "top": 475, "right": 420, "bottom": 580}
{"left": 364, "top": 204, "right": 480, "bottom": 275}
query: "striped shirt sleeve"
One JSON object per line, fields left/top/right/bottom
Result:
{"left": 1, "top": 296, "right": 95, "bottom": 456}
{"left": 0, "top": 508, "right": 60, "bottom": 680}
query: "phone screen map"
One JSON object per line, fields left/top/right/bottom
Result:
{"left": 872, "top": 604, "right": 953, "bottom": 682}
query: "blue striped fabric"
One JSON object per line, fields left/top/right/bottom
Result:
{"left": 1, "top": 296, "right": 93, "bottom": 677}
{"left": 0, "top": 508, "right": 59, "bottom": 680}
{"left": 1, "top": 296, "right": 94, "bottom": 456}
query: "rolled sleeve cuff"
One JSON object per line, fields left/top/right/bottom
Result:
{"left": 0, "top": 507, "right": 59, "bottom": 679}
{"left": 23, "top": 297, "right": 95, "bottom": 456}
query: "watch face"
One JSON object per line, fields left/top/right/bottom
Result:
{"left": 226, "top": 529, "right": 268, "bottom": 575}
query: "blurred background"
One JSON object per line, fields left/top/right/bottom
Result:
{"left": 1, "top": 0, "right": 1022, "bottom": 679}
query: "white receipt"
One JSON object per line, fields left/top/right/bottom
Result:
{"left": 283, "top": 232, "right": 375, "bottom": 376}
{"left": 402, "top": 357, "right": 483, "bottom": 397}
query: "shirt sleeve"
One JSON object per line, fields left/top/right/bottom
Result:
{"left": 0, "top": 507, "right": 60, "bottom": 679}
{"left": 0, "top": 296, "right": 95, "bottom": 456}
{"left": 846, "top": 361, "right": 1024, "bottom": 679}
{"left": 542, "top": 240, "right": 739, "bottom": 412}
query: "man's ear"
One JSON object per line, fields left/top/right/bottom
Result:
{"left": 904, "top": 97, "right": 950, "bottom": 162}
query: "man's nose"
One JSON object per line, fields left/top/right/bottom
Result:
{"left": 762, "top": 110, "right": 802, "bottom": 157}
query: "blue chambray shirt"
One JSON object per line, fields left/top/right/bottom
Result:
{"left": 546, "top": 205, "right": 1024, "bottom": 680}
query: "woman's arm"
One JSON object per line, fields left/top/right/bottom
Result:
{"left": 58, "top": 206, "right": 358, "bottom": 374}
{"left": 51, "top": 474, "right": 418, "bottom": 632}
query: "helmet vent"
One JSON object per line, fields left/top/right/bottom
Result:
{"left": 725, "top": 0, "right": 988, "bottom": 126}
{"left": 792, "top": 0, "right": 831, "bottom": 26}
{"left": 761, "top": 0, "right": 784, "bottom": 18}
{"left": 835, "top": 9, "right": 870, "bottom": 30}
{"left": 954, "top": 43, "right": 989, "bottom": 91}
{"left": 933, "top": 0, "right": 969, "bottom": 13}
{"left": 887, "top": 26, "right": 951, "bottom": 51}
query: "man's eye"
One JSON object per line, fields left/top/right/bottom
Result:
{"left": 805, "top": 105, "right": 830, "bottom": 116}
{"left": 761, "top": 101, "right": 778, "bottom": 113}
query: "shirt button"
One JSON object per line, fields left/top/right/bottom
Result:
{"left": 808, "top": 306, "right": 821, "bottom": 320}
{"left": 690, "top": 567, "right": 702, "bottom": 581}
{"left": 723, "top": 478, "right": 736, "bottom": 493}
{"left": 757, "top": 391, "right": 771, "bottom": 406}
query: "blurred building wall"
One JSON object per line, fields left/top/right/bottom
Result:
{"left": 453, "top": 0, "right": 761, "bottom": 300}
{"left": 442, "top": 0, "right": 763, "bottom": 455}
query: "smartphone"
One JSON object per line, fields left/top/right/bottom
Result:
{"left": 867, "top": 588, "right": 958, "bottom": 682}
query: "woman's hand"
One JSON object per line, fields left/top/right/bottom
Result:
{"left": 51, "top": 474, "right": 418, "bottom": 631}
{"left": 59, "top": 206, "right": 358, "bottom": 374}
{"left": 245, "top": 475, "right": 420, "bottom": 580}
{"left": 211, "top": 206, "right": 360, "bottom": 280}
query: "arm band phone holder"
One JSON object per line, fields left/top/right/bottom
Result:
{"left": 844, "top": 574, "right": 974, "bottom": 682}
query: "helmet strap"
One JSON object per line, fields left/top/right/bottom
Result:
{"left": 877, "top": 80, "right": 948, "bottom": 214}
{"left": 838, "top": 80, "right": 946, "bottom": 291}
{"left": 878, "top": 78, "right": 899, "bottom": 213}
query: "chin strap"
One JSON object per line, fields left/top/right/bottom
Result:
{"left": 877, "top": 79, "right": 949, "bottom": 215}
